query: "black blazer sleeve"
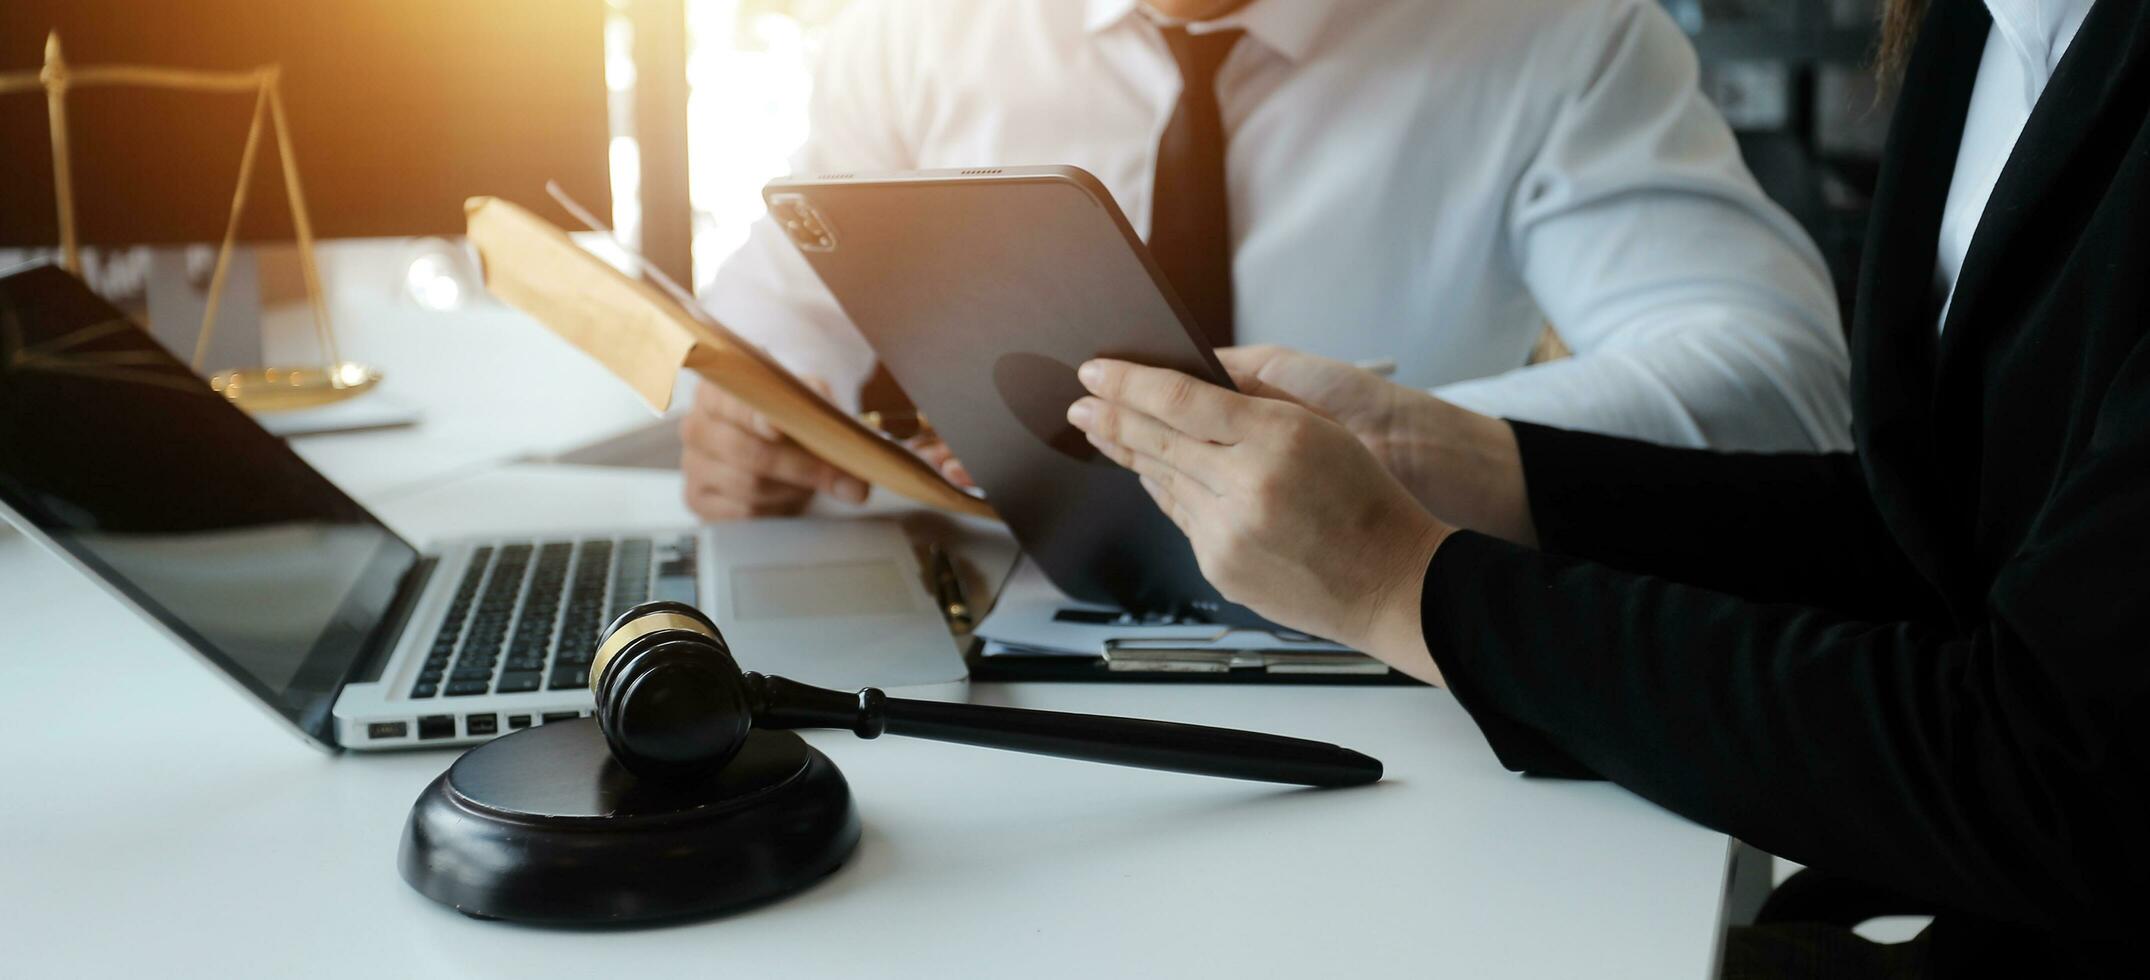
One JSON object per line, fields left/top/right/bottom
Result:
{"left": 1510, "top": 421, "right": 1944, "bottom": 623}
{"left": 1426, "top": 348, "right": 2150, "bottom": 937}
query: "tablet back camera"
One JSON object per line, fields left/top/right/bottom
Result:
{"left": 771, "top": 194, "right": 838, "bottom": 252}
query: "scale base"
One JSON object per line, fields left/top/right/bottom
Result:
{"left": 209, "top": 362, "right": 381, "bottom": 412}
{"left": 399, "top": 719, "right": 858, "bottom": 926}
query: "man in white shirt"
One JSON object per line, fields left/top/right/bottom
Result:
{"left": 682, "top": 0, "right": 1852, "bottom": 520}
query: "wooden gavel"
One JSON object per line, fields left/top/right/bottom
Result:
{"left": 590, "top": 601, "right": 1383, "bottom": 788}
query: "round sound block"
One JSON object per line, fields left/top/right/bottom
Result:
{"left": 398, "top": 719, "right": 859, "bottom": 926}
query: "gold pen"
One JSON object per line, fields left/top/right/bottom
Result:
{"left": 926, "top": 544, "right": 972, "bottom": 633}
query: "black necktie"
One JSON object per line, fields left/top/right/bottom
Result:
{"left": 1150, "top": 26, "right": 1242, "bottom": 348}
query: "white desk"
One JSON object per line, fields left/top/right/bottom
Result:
{"left": 260, "top": 240, "right": 673, "bottom": 500}
{"left": 0, "top": 283, "right": 1736, "bottom": 978}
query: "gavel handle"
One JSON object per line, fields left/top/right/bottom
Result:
{"left": 746, "top": 673, "right": 1381, "bottom": 788}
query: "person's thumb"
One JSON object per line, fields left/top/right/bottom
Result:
{"left": 1214, "top": 346, "right": 1315, "bottom": 410}
{"left": 816, "top": 461, "right": 870, "bottom": 505}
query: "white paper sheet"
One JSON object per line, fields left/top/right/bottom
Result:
{"left": 974, "top": 557, "right": 1366, "bottom": 659}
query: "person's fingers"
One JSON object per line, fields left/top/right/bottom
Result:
{"left": 1218, "top": 344, "right": 1346, "bottom": 414}
{"left": 1066, "top": 396, "right": 1226, "bottom": 493}
{"left": 1217, "top": 357, "right": 1308, "bottom": 408}
{"left": 684, "top": 487, "right": 751, "bottom": 522}
{"left": 1083, "top": 427, "right": 1217, "bottom": 505}
{"left": 686, "top": 484, "right": 807, "bottom": 521}
{"left": 907, "top": 435, "right": 977, "bottom": 489}
{"left": 917, "top": 444, "right": 971, "bottom": 486}
{"left": 683, "top": 406, "right": 868, "bottom": 505}
{"left": 683, "top": 412, "right": 835, "bottom": 492}
{"left": 1077, "top": 359, "right": 1250, "bottom": 445}
{"left": 910, "top": 436, "right": 956, "bottom": 471}
{"left": 695, "top": 379, "right": 781, "bottom": 440}
{"left": 1214, "top": 345, "right": 1285, "bottom": 391}
{"left": 940, "top": 455, "right": 974, "bottom": 488}
{"left": 1137, "top": 474, "right": 1194, "bottom": 538}
{"left": 794, "top": 376, "right": 873, "bottom": 502}
{"left": 678, "top": 403, "right": 731, "bottom": 472}
{"left": 813, "top": 466, "right": 873, "bottom": 505}
{"left": 683, "top": 462, "right": 812, "bottom": 521}
{"left": 688, "top": 488, "right": 805, "bottom": 522}
{"left": 684, "top": 451, "right": 815, "bottom": 507}
{"left": 685, "top": 376, "right": 870, "bottom": 509}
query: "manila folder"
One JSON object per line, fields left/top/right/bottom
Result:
{"left": 465, "top": 195, "right": 994, "bottom": 519}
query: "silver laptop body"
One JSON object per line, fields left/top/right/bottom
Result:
{"left": 335, "top": 520, "right": 967, "bottom": 750}
{"left": 0, "top": 262, "right": 963, "bottom": 756}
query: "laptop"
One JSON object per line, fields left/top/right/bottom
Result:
{"left": 0, "top": 263, "right": 966, "bottom": 752}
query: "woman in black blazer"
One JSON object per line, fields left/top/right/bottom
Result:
{"left": 1063, "top": 0, "right": 2147, "bottom": 975}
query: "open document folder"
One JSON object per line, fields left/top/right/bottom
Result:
{"left": 464, "top": 196, "right": 994, "bottom": 520}
{"left": 975, "top": 557, "right": 1387, "bottom": 675}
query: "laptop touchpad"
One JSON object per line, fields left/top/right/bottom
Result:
{"left": 730, "top": 560, "right": 917, "bottom": 621}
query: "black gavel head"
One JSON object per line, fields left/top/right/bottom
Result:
{"left": 591, "top": 601, "right": 754, "bottom": 778}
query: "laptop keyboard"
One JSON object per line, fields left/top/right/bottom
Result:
{"left": 407, "top": 535, "right": 696, "bottom": 700}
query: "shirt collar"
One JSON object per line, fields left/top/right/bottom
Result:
{"left": 1083, "top": 0, "right": 1342, "bottom": 63}
{"left": 1981, "top": 0, "right": 2096, "bottom": 75}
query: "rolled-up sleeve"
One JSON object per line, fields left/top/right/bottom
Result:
{"left": 1435, "top": 0, "right": 1852, "bottom": 454}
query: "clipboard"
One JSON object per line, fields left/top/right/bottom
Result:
{"left": 961, "top": 558, "right": 1418, "bottom": 685}
{"left": 964, "top": 646, "right": 1418, "bottom": 686}
{"left": 464, "top": 195, "right": 995, "bottom": 520}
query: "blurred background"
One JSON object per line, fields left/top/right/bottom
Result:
{"left": 0, "top": 0, "right": 1895, "bottom": 343}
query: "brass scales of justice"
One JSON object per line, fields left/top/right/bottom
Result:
{"left": 0, "top": 31, "right": 379, "bottom": 412}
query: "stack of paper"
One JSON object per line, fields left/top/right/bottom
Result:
{"left": 975, "top": 558, "right": 1387, "bottom": 675}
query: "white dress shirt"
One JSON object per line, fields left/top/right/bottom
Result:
{"left": 1937, "top": 0, "right": 2095, "bottom": 330}
{"left": 702, "top": 0, "right": 1852, "bottom": 451}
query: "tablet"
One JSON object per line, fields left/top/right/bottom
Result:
{"left": 763, "top": 165, "right": 1271, "bottom": 628}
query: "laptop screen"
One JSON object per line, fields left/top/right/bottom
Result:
{"left": 0, "top": 264, "right": 418, "bottom": 746}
